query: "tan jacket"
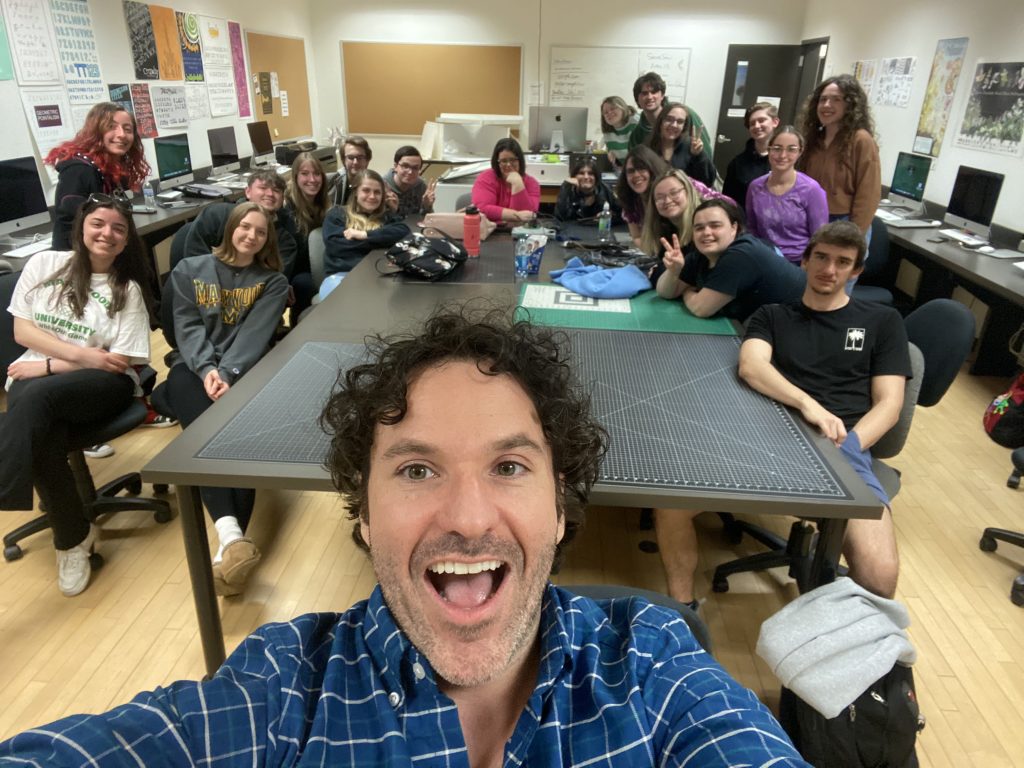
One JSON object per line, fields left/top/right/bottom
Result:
{"left": 801, "top": 128, "right": 880, "bottom": 234}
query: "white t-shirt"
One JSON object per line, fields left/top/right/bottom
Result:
{"left": 6, "top": 250, "right": 150, "bottom": 391}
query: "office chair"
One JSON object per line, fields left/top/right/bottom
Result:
{"left": 851, "top": 217, "right": 894, "bottom": 306}
{"left": 0, "top": 271, "right": 172, "bottom": 562}
{"left": 713, "top": 298, "right": 975, "bottom": 594}
{"left": 979, "top": 448, "right": 1024, "bottom": 606}
{"left": 455, "top": 192, "right": 473, "bottom": 211}
{"left": 565, "top": 584, "right": 711, "bottom": 653}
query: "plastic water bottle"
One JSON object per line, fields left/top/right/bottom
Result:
{"left": 597, "top": 202, "right": 612, "bottom": 242}
{"left": 143, "top": 178, "right": 157, "bottom": 210}
{"left": 464, "top": 205, "right": 481, "bottom": 258}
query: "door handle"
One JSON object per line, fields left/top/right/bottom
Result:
{"left": 717, "top": 135, "right": 731, "bottom": 142}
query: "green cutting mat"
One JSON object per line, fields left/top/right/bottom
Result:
{"left": 515, "top": 284, "right": 737, "bottom": 335}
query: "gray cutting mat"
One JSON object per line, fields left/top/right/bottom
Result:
{"left": 197, "top": 341, "right": 365, "bottom": 463}
{"left": 570, "top": 329, "right": 849, "bottom": 499}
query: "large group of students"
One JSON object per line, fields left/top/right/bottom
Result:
{"left": 2, "top": 66, "right": 906, "bottom": 764}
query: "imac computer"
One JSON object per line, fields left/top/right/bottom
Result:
{"left": 0, "top": 156, "right": 51, "bottom": 239}
{"left": 527, "top": 106, "right": 588, "bottom": 153}
{"left": 247, "top": 120, "right": 276, "bottom": 167}
{"left": 154, "top": 132, "right": 195, "bottom": 188}
{"left": 940, "top": 165, "right": 1004, "bottom": 245}
{"left": 207, "top": 126, "right": 241, "bottom": 179}
{"left": 886, "top": 152, "right": 932, "bottom": 214}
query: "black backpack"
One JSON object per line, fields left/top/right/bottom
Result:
{"left": 778, "top": 663, "right": 925, "bottom": 768}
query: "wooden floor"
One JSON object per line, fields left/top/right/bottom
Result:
{"left": 1, "top": 333, "right": 1022, "bottom": 766}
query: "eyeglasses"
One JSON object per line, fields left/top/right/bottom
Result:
{"left": 87, "top": 191, "right": 131, "bottom": 213}
{"left": 768, "top": 145, "right": 801, "bottom": 155}
{"left": 663, "top": 117, "right": 687, "bottom": 127}
{"left": 397, "top": 161, "right": 422, "bottom": 172}
{"left": 498, "top": 157, "right": 520, "bottom": 167}
{"left": 344, "top": 154, "right": 368, "bottom": 163}
{"left": 625, "top": 167, "right": 648, "bottom": 177}
{"left": 653, "top": 187, "right": 687, "bottom": 205}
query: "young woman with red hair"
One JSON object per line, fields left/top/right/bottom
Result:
{"left": 45, "top": 102, "right": 150, "bottom": 251}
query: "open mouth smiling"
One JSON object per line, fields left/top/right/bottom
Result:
{"left": 425, "top": 559, "right": 509, "bottom": 610}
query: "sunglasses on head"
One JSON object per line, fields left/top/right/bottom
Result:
{"left": 87, "top": 191, "right": 132, "bottom": 213}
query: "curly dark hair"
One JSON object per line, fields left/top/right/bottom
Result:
{"left": 320, "top": 303, "right": 608, "bottom": 568}
{"left": 799, "top": 74, "right": 875, "bottom": 163}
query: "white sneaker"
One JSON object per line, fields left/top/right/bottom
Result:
{"left": 56, "top": 524, "right": 98, "bottom": 597}
{"left": 83, "top": 443, "right": 115, "bottom": 459}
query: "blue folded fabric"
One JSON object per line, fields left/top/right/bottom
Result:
{"left": 549, "top": 257, "right": 652, "bottom": 299}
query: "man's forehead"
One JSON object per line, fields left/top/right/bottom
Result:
{"left": 813, "top": 242, "right": 858, "bottom": 259}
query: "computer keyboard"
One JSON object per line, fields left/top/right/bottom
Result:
{"left": 939, "top": 228, "right": 986, "bottom": 248}
{"left": 206, "top": 173, "right": 238, "bottom": 183}
{"left": 4, "top": 238, "right": 51, "bottom": 258}
{"left": 875, "top": 209, "right": 901, "bottom": 223}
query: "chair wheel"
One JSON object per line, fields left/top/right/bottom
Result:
{"left": 89, "top": 552, "right": 104, "bottom": 570}
{"left": 638, "top": 539, "right": 659, "bottom": 554}
{"left": 154, "top": 507, "right": 172, "bottom": 524}
{"left": 1012, "top": 575, "right": 1024, "bottom": 607}
{"left": 712, "top": 576, "right": 730, "bottom": 593}
{"left": 979, "top": 535, "right": 998, "bottom": 552}
{"left": 1008, "top": 472, "right": 1021, "bottom": 490}
{"left": 4, "top": 544, "right": 24, "bottom": 562}
{"left": 154, "top": 484, "right": 169, "bottom": 494}
{"left": 126, "top": 477, "right": 143, "bottom": 495}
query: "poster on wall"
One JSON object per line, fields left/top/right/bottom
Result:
{"left": 954, "top": 61, "right": 1024, "bottom": 157}
{"left": 129, "top": 82, "right": 157, "bottom": 138}
{"left": 2, "top": 0, "right": 61, "bottom": 84}
{"left": 258, "top": 71, "right": 273, "bottom": 115}
{"left": 915, "top": 37, "right": 969, "bottom": 157}
{"left": 108, "top": 82, "right": 134, "bottom": 114}
{"left": 852, "top": 59, "right": 878, "bottom": 99}
{"left": 50, "top": 0, "right": 105, "bottom": 129}
{"left": 19, "top": 86, "right": 73, "bottom": 165}
{"left": 176, "top": 11, "right": 204, "bottom": 82}
{"left": 150, "top": 84, "right": 187, "bottom": 130}
{"left": 123, "top": 0, "right": 158, "bottom": 80}
{"left": 0, "top": 14, "right": 14, "bottom": 80}
{"left": 148, "top": 4, "right": 182, "bottom": 81}
{"left": 204, "top": 64, "right": 236, "bottom": 117}
{"left": 198, "top": 15, "right": 230, "bottom": 69}
{"left": 227, "top": 21, "right": 251, "bottom": 118}
{"left": 874, "top": 57, "right": 916, "bottom": 108}
{"left": 185, "top": 81, "right": 209, "bottom": 121}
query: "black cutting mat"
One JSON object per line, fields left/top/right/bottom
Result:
{"left": 392, "top": 244, "right": 516, "bottom": 285}
{"left": 197, "top": 342, "right": 365, "bottom": 463}
{"left": 570, "top": 329, "right": 850, "bottom": 499}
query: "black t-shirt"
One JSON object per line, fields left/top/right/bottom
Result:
{"left": 744, "top": 298, "right": 912, "bottom": 428}
{"left": 679, "top": 233, "right": 805, "bottom": 321}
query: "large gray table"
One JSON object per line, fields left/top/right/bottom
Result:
{"left": 143, "top": 233, "right": 882, "bottom": 677}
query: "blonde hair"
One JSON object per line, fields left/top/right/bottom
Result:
{"left": 342, "top": 170, "right": 387, "bottom": 233}
{"left": 640, "top": 169, "right": 700, "bottom": 255}
{"left": 286, "top": 153, "right": 329, "bottom": 236}
{"left": 213, "top": 202, "right": 282, "bottom": 272}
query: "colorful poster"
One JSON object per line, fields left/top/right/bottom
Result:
{"left": 198, "top": 15, "right": 230, "bottom": 68}
{"left": 205, "top": 64, "right": 236, "bottom": 117}
{"left": 915, "top": 38, "right": 969, "bottom": 157}
{"left": 129, "top": 82, "right": 157, "bottom": 138}
{"left": 874, "top": 57, "right": 916, "bottom": 108}
{"left": 123, "top": 0, "right": 158, "bottom": 80}
{"left": 228, "top": 21, "right": 250, "bottom": 117}
{"left": 0, "top": 13, "right": 16, "bottom": 80}
{"left": 258, "top": 71, "right": 273, "bottom": 115}
{"left": 108, "top": 82, "right": 134, "bottom": 114}
{"left": 177, "top": 11, "right": 204, "bottom": 82}
{"left": 2, "top": 0, "right": 61, "bottom": 83}
{"left": 19, "top": 86, "right": 73, "bottom": 162}
{"left": 49, "top": 0, "right": 105, "bottom": 129}
{"left": 954, "top": 61, "right": 1024, "bottom": 157}
{"left": 147, "top": 4, "right": 182, "bottom": 81}
{"left": 852, "top": 59, "right": 878, "bottom": 100}
{"left": 151, "top": 84, "right": 187, "bottom": 130}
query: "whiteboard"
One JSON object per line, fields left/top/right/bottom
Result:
{"left": 549, "top": 46, "right": 692, "bottom": 139}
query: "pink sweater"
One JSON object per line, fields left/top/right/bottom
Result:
{"left": 471, "top": 168, "right": 541, "bottom": 222}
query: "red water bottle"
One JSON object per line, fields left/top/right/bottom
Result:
{"left": 464, "top": 205, "right": 481, "bottom": 258}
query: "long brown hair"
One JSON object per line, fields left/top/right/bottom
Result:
{"left": 285, "top": 152, "right": 329, "bottom": 236}
{"left": 799, "top": 74, "right": 876, "bottom": 165}
{"left": 213, "top": 202, "right": 282, "bottom": 272}
{"left": 42, "top": 197, "right": 153, "bottom": 319}
{"left": 44, "top": 102, "right": 150, "bottom": 188}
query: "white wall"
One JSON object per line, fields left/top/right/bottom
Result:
{"left": 803, "top": 0, "right": 1024, "bottom": 232}
{"left": 0, "top": 0, "right": 318, "bottom": 200}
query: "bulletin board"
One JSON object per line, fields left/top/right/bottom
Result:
{"left": 341, "top": 42, "right": 522, "bottom": 135}
{"left": 245, "top": 31, "right": 313, "bottom": 140}
{"left": 549, "top": 45, "right": 691, "bottom": 138}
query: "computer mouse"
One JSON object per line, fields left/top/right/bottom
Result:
{"left": 977, "top": 245, "right": 995, "bottom": 254}
{"left": 930, "top": 220, "right": 941, "bottom": 226}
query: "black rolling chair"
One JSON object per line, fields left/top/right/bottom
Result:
{"left": 0, "top": 271, "right": 172, "bottom": 563}
{"left": 566, "top": 584, "right": 712, "bottom": 653}
{"left": 979, "top": 448, "right": 1024, "bottom": 606}
{"left": 851, "top": 216, "right": 894, "bottom": 306}
{"left": 712, "top": 298, "right": 976, "bottom": 594}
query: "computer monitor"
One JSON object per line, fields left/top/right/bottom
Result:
{"left": 207, "top": 126, "right": 240, "bottom": 176}
{"left": 888, "top": 152, "right": 932, "bottom": 211}
{"left": 247, "top": 121, "right": 275, "bottom": 166}
{"left": 943, "top": 165, "right": 1004, "bottom": 240}
{"left": 0, "top": 156, "right": 51, "bottom": 238}
{"left": 154, "top": 132, "right": 195, "bottom": 187}
{"left": 527, "top": 106, "right": 588, "bottom": 153}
